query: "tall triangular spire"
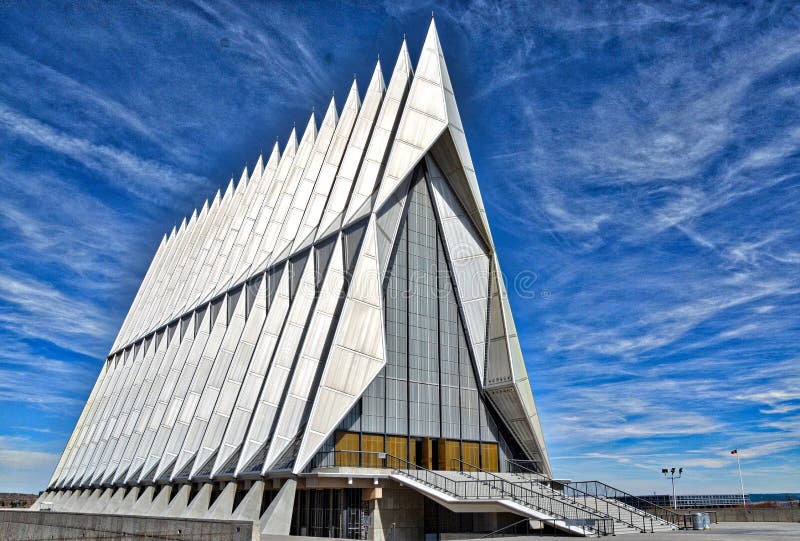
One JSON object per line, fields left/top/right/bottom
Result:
{"left": 343, "top": 38, "right": 413, "bottom": 225}
{"left": 285, "top": 126, "right": 298, "bottom": 156}
{"left": 250, "top": 154, "right": 264, "bottom": 184}
{"left": 236, "top": 166, "right": 249, "bottom": 192}
{"left": 374, "top": 19, "right": 447, "bottom": 212}
{"left": 302, "top": 111, "right": 317, "bottom": 143}
{"left": 322, "top": 95, "right": 338, "bottom": 128}
{"left": 61, "top": 23, "right": 553, "bottom": 505}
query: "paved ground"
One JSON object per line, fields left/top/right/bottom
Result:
{"left": 483, "top": 522, "right": 800, "bottom": 541}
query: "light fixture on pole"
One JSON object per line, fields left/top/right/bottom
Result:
{"left": 731, "top": 449, "right": 747, "bottom": 508}
{"left": 661, "top": 467, "right": 683, "bottom": 509}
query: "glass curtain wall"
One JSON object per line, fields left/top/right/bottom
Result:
{"left": 326, "top": 167, "right": 518, "bottom": 472}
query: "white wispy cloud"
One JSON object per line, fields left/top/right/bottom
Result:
{"left": 0, "top": 105, "right": 208, "bottom": 205}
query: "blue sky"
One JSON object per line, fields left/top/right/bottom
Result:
{"left": 1, "top": 1, "right": 798, "bottom": 495}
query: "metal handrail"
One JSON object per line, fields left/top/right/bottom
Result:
{"left": 310, "top": 450, "right": 613, "bottom": 536}
{"left": 506, "top": 460, "right": 654, "bottom": 533}
{"left": 448, "top": 458, "right": 614, "bottom": 537}
{"left": 568, "top": 479, "right": 682, "bottom": 527}
{"left": 510, "top": 458, "right": 654, "bottom": 533}
{"left": 506, "top": 458, "right": 552, "bottom": 480}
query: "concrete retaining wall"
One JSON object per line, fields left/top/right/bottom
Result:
{"left": 694, "top": 507, "right": 800, "bottom": 522}
{"left": 0, "top": 510, "right": 253, "bottom": 541}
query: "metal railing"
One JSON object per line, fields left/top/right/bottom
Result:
{"left": 506, "top": 458, "right": 552, "bottom": 480}
{"left": 509, "top": 470, "right": 653, "bottom": 532}
{"left": 567, "top": 480, "right": 682, "bottom": 528}
{"left": 445, "top": 458, "right": 614, "bottom": 537}
{"left": 310, "top": 450, "right": 613, "bottom": 537}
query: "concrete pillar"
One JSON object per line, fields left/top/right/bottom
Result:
{"left": 369, "top": 498, "right": 385, "bottom": 541}
{"left": 48, "top": 490, "right": 66, "bottom": 506}
{"left": 86, "top": 487, "right": 114, "bottom": 512}
{"left": 205, "top": 481, "right": 236, "bottom": 520}
{"left": 100, "top": 487, "right": 127, "bottom": 514}
{"left": 145, "top": 485, "right": 172, "bottom": 516}
{"left": 29, "top": 491, "right": 50, "bottom": 510}
{"left": 233, "top": 481, "right": 264, "bottom": 521}
{"left": 131, "top": 485, "right": 156, "bottom": 515}
{"left": 54, "top": 489, "right": 77, "bottom": 512}
{"left": 115, "top": 486, "right": 140, "bottom": 515}
{"left": 260, "top": 478, "right": 296, "bottom": 536}
{"left": 67, "top": 489, "right": 91, "bottom": 511}
{"left": 164, "top": 484, "right": 191, "bottom": 517}
{"left": 233, "top": 481, "right": 265, "bottom": 541}
{"left": 185, "top": 483, "right": 212, "bottom": 518}
{"left": 71, "top": 488, "right": 96, "bottom": 511}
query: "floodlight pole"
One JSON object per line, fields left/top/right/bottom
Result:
{"left": 662, "top": 467, "right": 683, "bottom": 509}
{"left": 736, "top": 452, "right": 747, "bottom": 508}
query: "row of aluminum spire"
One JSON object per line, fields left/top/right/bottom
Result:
{"left": 109, "top": 49, "right": 398, "bottom": 355}
{"left": 48, "top": 20, "right": 551, "bottom": 494}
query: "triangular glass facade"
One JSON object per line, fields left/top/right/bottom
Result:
{"left": 320, "top": 168, "right": 518, "bottom": 472}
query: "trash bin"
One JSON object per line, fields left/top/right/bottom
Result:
{"left": 691, "top": 513, "right": 705, "bottom": 530}
{"left": 702, "top": 512, "right": 712, "bottom": 529}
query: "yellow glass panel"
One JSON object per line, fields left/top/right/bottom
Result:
{"left": 334, "top": 431, "right": 359, "bottom": 467}
{"left": 386, "top": 436, "right": 408, "bottom": 469}
{"left": 481, "top": 442, "right": 499, "bottom": 472}
{"left": 421, "top": 438, "right": 434, "bottom": 470}
{"left": 438, "top": 439, "right": 461, "bottom": 470}
{"left": 361, "top": 434, "right": 384, "bottom": 467}
{"left": 462, "top": 441, "right": 480, "bottom": 472}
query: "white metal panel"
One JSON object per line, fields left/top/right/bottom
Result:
{"left": 217, "top": 149, "right": 280, "bottom": 290}
{"left": 177, "top": 178, "right": 238, "bottom": 322}
{"left": 374, "top": 24, "right": 450, "bottom": 212}
{"left": 427, "top": 155, "right": 489, "bottom": 381}
{"left": 198, "top": 172, "right": 251, "bottom": 312}
{"left": 110, "top": 232, "right": 167, "bottom": 353}
{"left": 343, "top": 42, "right": 412, "bottom": 226}
{"left": 375, "top": 176, "right": 411, "bottom": 279}
{"left": 236, "top": 255, "right": 316, "bottom": 474}
{"left": 316, "top": 61, "right": 385, "bottom": 240}
{"left": 485, "top": 254, "right": 550, "bottom": 473}
{"left": 94, "top": 333, "right": 162, "bottom": 485}
{"left": 59, "top": 349, "right": 128, "bottom": 486}
{"left": 161, "top": 201, "right": 212, "bottom": 326}
{"left": 292, "top": 84, "right": 360, "bottom": 252}
{"left": 251, "top": 116, "right": 316, "bottom": 272}
{"left": 51, "top": 359, "right": 113, "bottom": 487}
{"left": 124, "top": 310, "right": 209, "bottom": 484}
{"left": 77, "top": 339, "right": 151, "bottom": 485}
{"left": 126, "top": 188, "right": 216, "bottom": 348}
{"left": 58, "top": 351, "right": 124, "bottom": 486}
{"left": 293, "top": 218, "right": 385, "bottom": 473}
{"left": 276, "top": 100, "right": 337, "bottom": 258}
{"left": 148, "top": 291, "right": 243, "bottom": 481}
{"left": 162, "top": 192, "right": 223, "bottom": 334}
{"left": 102, "top": 328, "right": 172, "bottom": 485}
{"left": 169, "top": 279, "right": 260, "bottom": 479}
{"left": 116, "top": 222, "right": 178, "bottom": 351}
{"left": 131, "top": 208, "right": 196, "bottom": 344}
{"left": 169, "top": 170, "right": 245, "bottom": 324}
{"left": 263, "top": 235, "right": 345, "bottom": 470}
{"left": 209, "top": 264, "right": 291, "bottom": 477}
{"left": 234, "top": 140, "right": 290, "bottom": 283}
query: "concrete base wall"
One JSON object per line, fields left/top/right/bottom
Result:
{"left": 693, "top": 507, "right": 800, "bottom": 522}
{"left": 0, "top": 510, "right": 253, "bottom": 541}
{"left": 369, "top": 485, "right": 425, "bottom": 541}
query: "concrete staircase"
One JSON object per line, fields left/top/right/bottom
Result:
{"left": 500, "top": 472, "right": 677, "bottom": 534}
{"left": 390, "top": 464, "right": 678, "bottom": 537}
{"left": 391, "top": 468, "right": 614, "bottom": 537}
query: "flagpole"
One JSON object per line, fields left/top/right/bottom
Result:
{"left": 736, "top": 451, "right": 747, "bottom": 508}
